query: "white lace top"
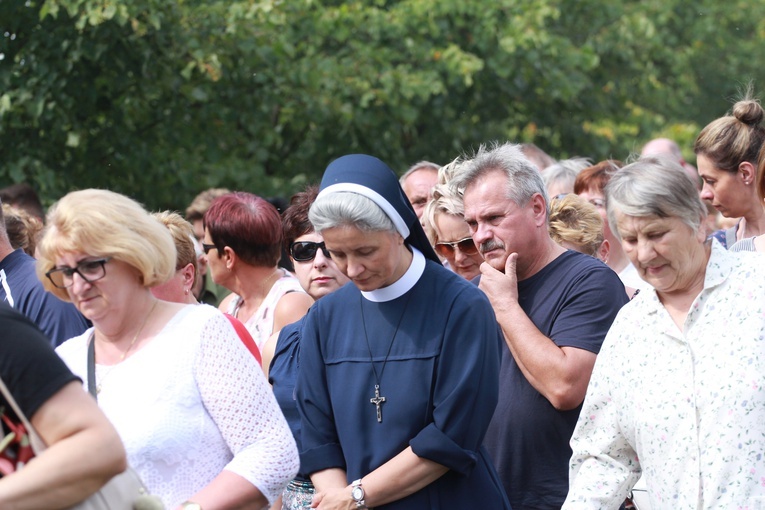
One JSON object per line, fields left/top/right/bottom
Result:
{"left": 56, "top": 304, "right": 299, "bottom": 508}
{"left": 226, "top": 269, "right": 305, "bottom": 350}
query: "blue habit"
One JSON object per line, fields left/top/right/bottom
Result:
{"left": 296, "top": 259, "right": 511, "bottom": 509}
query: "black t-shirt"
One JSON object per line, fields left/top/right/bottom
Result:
{"left": 0, "top": 304, "right": 79, "bottom": 421}
{"left": 483, "top": 250, "right": 629, "bottom": 510}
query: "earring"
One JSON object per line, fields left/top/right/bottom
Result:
{"left": 184, "top": 288, "right": 189, "bottom": 295}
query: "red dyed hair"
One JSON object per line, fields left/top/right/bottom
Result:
{"left": 204, "top": 192, "right": 283, "bottom": 267}
{"left": 573, "top": 159, "right": 624, "bottom": 195}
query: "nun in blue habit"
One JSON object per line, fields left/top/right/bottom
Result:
{"left": 295, "top": 154, "right": 511, "bottom": 509}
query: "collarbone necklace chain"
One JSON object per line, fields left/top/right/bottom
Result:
{"left": 96, "top": 300, "right": 158, "bottom": 394}
{"left": 359, "top": 291, "right": 413, "bottom": 423}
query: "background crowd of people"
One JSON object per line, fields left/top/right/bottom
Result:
{"left": 0, "top": 95, "right": 764, "bottom": 510}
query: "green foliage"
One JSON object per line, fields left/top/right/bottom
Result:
{"left": 2, "top": 0, "right": 765, "bottom": 210}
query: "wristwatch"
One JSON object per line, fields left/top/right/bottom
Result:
{"left": 180, "top": 502, "right": 202, "bottom": 510}
{"left": 351, "top": 478, "right": 368, "bottom": 509}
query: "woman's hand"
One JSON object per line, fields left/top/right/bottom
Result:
{"left": 309, "top": 469, "right": 353, "bottom": 509}
{"left": 310, "top": 487, "right": 354, "bottom": 510}
{"left": 308, "top": 448, "right": 448, "bottom": 509}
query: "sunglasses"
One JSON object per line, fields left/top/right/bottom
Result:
{"left": 201, "top": 243, "right": 217, "bottom": 255}
{"left": 434, "top": 237, "right": 478, "bottom": 257}
{"left": 290, "top": 241, "right": 331, "bottom": 262}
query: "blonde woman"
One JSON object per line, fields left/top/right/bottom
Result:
{"left": 547, "top": 194, "right": 609, "bottom": 261}
{"left": 422, "top": 159, "right": 484, "bottom": 281}
{"left": 150, "top": 211, "right": 198, "bottom": 304}
{"left": 40, "top": 189, "right": 298, "bottom": 509}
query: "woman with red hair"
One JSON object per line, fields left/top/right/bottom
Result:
{"left": 574, "top": 160, "right": 643, "bottom": 296}
{"left": 204, "top": 192, "right": 313, "bottom": 350}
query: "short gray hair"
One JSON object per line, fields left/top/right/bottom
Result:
{"left": 452, "top": 141, "right": 548, "bottom": 209}
{"left": 541, "top": 157, "right": 591, "bottom": 195}
{"left": 309, "top": 191, "right": 397, "bottom": 234}
{"left": 399, "top": 160, "right": 440, "bottom": 185}
{"left": 605, "top": 156, "right": 707, "bottom": 239}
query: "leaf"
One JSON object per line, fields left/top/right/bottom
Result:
{"left": 66, "top": 131, "right": 80, "bottom": 147}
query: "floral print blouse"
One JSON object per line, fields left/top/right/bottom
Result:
{"left": 564, "top": 240, "right": 765, "bottom": 509}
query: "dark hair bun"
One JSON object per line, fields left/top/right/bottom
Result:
{"left": 733, "top": 99, "right": 764, "bottom": 126}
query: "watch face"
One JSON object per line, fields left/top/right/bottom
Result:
{"left": 352, "top": 486, "right": 364, "bottom": 501}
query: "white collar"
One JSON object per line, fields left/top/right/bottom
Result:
{"left": 361, "top": 247, "right": 425, "bottom": 302}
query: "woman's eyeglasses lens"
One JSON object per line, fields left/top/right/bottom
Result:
{"left": 201, "top": 243, "right": 216, "bottom": 255}
{"left": 435, "top": 237, "right": 478, "bottom": 257}
{"left": 587, "top": 198, "right": 606, "bottom": 208}
{"left": 46, "top": 258, "right": 111, "bottom": 289}
{"left": 290, "top": 241, "right": 330, "bottom": 262}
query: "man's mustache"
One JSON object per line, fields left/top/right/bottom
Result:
{"left": 480, "top": 240, "right": 505, "bottom": 254}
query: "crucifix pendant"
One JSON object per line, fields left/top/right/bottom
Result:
{"left": 370, "top": 384, "right": 386, "bottom": 423}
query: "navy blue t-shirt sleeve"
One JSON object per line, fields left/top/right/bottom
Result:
{"left": 2, "top": 250, "right": 89, "bottom": 347}
{"left": 548, "top": 262, "right": 629, "bottom": 354}
{"left": 26, "top": 292, "right": 90, "bottom": 347}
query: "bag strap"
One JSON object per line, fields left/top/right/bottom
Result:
{"left": 86, "top": 331, "right": 97, "bottom": 400}
{"left": 0, "top": 375, "right": 47, "bottom": 455}
{"left": 224, "top": 313, "right": 262, "bottom": 365}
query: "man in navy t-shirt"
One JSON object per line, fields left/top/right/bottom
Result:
{"left": 454, "top": 143, "right": 628, "bottom": 509}
{"left": 0, "top": 203, "right": 88, "bottom": 346}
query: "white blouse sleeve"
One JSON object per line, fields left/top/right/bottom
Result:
{"left": 193, "top": 311, "right": 299, "bottom": 504}
{"left": 564, "top": 326, "right": 641, "bottom": 509}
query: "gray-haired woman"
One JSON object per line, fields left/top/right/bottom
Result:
{"left": 564, "top": 157, "right": 765, "bottom": 508}
{"left": 295, "top": 154, "right": 510, "bottom": 509}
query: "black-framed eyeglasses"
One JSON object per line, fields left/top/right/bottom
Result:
{"left": 45, "top": 257, "right": 112, "bottom": 289}
{"left": 434, "top": 237, "right": 478, "bottom": 257}
{"left": 290, "top": 241, "right": 330, "bottom": 262}
{"left": 201, "top": 243, "right": 217, "bottom": 255}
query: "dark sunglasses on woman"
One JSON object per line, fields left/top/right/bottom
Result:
{"left": 290, "top": 241, "right": 331, "bottom": 262}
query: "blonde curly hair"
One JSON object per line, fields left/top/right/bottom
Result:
{"left": 547, "top": 194, "right": 604, "bottom": 257}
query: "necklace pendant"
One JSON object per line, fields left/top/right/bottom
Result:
{"left": 370, "top": 384, "right": 386, "bottom": 423}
